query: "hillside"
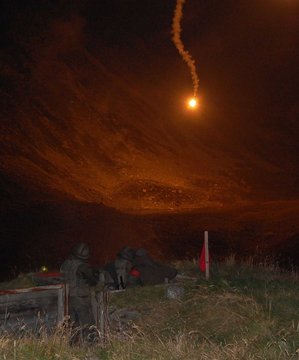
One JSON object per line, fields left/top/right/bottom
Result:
{"left": 1, "top": 1, "right": 299, "bottom": 278}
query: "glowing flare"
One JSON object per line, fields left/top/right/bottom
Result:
{"left": 187, "top": 97, "right": 198, "bottom": 109}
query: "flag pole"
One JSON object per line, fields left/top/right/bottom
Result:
{"left": 204, "top": 230, "right": 209, "bottom": 279}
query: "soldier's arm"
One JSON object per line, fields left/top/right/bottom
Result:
{"left": 77, "top": 263, "right": 98, "bottom": 286}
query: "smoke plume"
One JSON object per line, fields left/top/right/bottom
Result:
{"left": 172, "top": 0, "right": 199, "bottom": 97}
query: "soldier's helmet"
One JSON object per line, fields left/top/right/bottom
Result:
{"left": 72, "top": 242, "right": 90, "bottom": 260}
{"left": 135, "top": 248, "right": 147, "bottom": 257}
{"left": 117, "top": 246, "right": 136, "bottom": 261}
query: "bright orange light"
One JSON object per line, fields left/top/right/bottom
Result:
{"left": 187, "top": 97, "right": 198, "bottom": 109}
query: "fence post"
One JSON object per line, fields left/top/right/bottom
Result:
{"left": 57, "top": 285, "right": 64, "bottom": 324}
{"left": 96, "top": 290, "right": 109, "bottom": 343}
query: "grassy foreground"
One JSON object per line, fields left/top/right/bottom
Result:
{"left": 1, "top": 258, "right": 299, "bottom": 359}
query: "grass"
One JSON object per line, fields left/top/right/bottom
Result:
{"left": 1, "top": 257, "right": 299, "bottom": 359}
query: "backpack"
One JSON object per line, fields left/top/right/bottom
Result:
{"left": 60, "top": 258, "right": 89, "bottom": 297}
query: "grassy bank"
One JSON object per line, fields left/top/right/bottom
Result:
{"left": 1, "top": 258, "right": 299, "bottom": 359}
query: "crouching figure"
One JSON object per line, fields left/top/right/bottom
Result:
{"left": 104, "top": 246, "right": 136, "bottom": 289}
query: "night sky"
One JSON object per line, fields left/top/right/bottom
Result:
{"left": 1, "top": 0, "right": 299, "bottom": 278}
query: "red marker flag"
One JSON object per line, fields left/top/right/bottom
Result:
{"left": 199, "top": 242, "right": 206, "bottom": 272}
{"left": 198, "top": 231, "right": 211, "bottom": 276}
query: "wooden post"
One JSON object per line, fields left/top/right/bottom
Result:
{"left": 57, "top": 286, "right": 64, "bottom": 324}
{"left": 64, "top": 284, "right": 69, "bottom": 318}
{"left": 99, "top": 292, "right": 105, "bottom": 339}
{"left": 204, "top": 230, "right": 210, "bottom": 280}
{"left": 96, "top": 290, "right": 109, "bottom": 344}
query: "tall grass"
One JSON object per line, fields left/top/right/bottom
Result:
{"left": 0, "top": 324, "right": 87, "bottom": 360}
{"left": 1, "top": 258, "right": 299, "bottom": 359}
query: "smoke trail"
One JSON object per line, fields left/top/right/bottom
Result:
{"left": 172, "top": 0, "right": 199, "bottom": 97}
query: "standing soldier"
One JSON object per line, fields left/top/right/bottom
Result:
{"left": 60, "top": 242, "right": 98, "bottom": 343}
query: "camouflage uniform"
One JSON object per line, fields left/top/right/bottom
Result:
{"left": 104, "top": 246, "right": 135, "bottom": 289}
{"left": 60, "top": 243, "right": 98, "bottom": 343}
